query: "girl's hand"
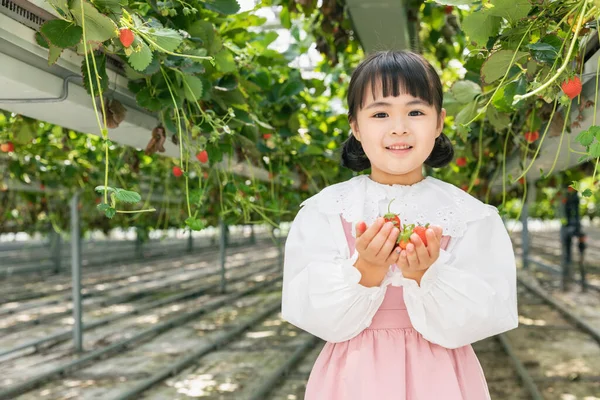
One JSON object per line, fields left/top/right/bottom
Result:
{"left": 397, "top": 225, "right": 443, "bottom": 278}
{"left": 355, "top": 217, "right": 402, "bottom": 269}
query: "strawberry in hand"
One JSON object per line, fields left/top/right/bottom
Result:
{"left": 397, "top": 222, "right": 431, "bottom": 250}
{"left": 383, "top": 199, "right": 402, "bottom": 230}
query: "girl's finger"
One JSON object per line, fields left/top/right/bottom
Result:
{"left": 367, "top": 221, "right": 394, "bottom": 256}
{"left": 377, "top": 227, "right": 399, "bottom": 259}
{"left": 355, "top": 218, "right": 383, "bottom": 252}
{"left": 405, "top": 243, "right": 420, "bottom": 269}
{"left": 386, "top": 245, "right": 402, "bottom": 265}
{"left": 355, "top": 221, "right": 367, "bottom": 238}
{"left": 397, "top": 249, "right": 409, "bottom": 270}
{"left": 411, "top": 233, "right": 430, "bottom": 265}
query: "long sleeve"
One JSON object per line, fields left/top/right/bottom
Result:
{"left": 281, "top": 203, "right": 388, "bottom": 343}
{"left": 402, "top": 207, "right": 519, "bottom": 349}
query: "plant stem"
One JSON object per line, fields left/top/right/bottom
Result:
{"left": 513, "top": 0, "right": 590, "bottom": 104}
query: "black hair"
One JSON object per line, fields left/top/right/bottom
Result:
{"left": 340, "top": 50, "right": 454, "bottom": 172}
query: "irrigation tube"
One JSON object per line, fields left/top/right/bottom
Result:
{"left": 114, "top": 301, "right": 285, "bottom": 399}
{"left": 496, "top": 334, "right": 544, "bottom": 400}
{"left": 247, "top": 335, "right": 320, "bottom": 400}
{"left": 0, "top": 274, "right": 282, "bottom": 399}
{"left": 0, "top": 261, "right": 279, "bottom": 359}
{"left": 518, "top": 276, "right": 600, "bottom": 345}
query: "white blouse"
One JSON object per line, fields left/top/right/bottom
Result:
{"left": 281, "top": 174, "right": 518, "bottom": 349}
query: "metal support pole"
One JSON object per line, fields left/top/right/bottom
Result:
{"left": 70, "top": 193, "right": 83, "bottom": 352}
{"left": 274, "top": 222, "right": 283, "bottom": 271}
{"left": 219, "top": 218, "right": 228, "bottom": 294}
{"left": 50, "top": 229, "right": 62, "bottom": 274}
{"left": 521, "top": 200, "right": 529, "bottom": 270}
{"left": 135, "top": 228, "right": 143, "bottom": 259}
{"left": 521, "top": 179, "right": 535, "bottom": 270}
{"left": 187, "top": 229, "right": 193, "bottom": 253}
{"left": 250, "top": 224, "right": 256, "bottom": 245}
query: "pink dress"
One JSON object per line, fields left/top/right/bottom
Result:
{"left": 304, "top": 216, "right": 491, "bottom": 400}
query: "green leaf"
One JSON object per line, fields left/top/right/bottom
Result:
{"left": 47, "top": 0, "right": 70, "bottom": 15}
{"left": 128, "top": 39, "right": 153, "bottom": 71}
{"left": 136, "top": 87, "right": 162, "bottom": 111}
{"left": 140, "top": 27, "right": 183, "bottom": 52}
{"left": 451, "top": 80, "right": 481, "bottom": 104}
{"left": 582, "top": 189, "right": 593, "bottom": 197}
{"left": 486, "top": 106, "right": 511, "bottom": 132}
{"left": 527, "top": 41, "right": 559, "bottom": 64}
{"left": 427, "top": 0, "right": 474, "bottom": 4}
{"left": 70, "top": 0, "right": 118, "bottom": 43}
{"left": 182, "top": 75, "right": 204, "bottom": 103}
{"left": 48, "top": 44, "right": 63, "bottom": 66}
{"left": 576, "top": 126, "right": 597, "bottom": 147}
{"left": 95, "top": 186, "right": 116, "bottom": 193}
{"left": 81, "top": 52, "right": 108, "bottom": 95}
{"left": 280, "top": 6, "right": 291, "bottom": 29}
{"left": 35, "top": 32, "right": 50, "bottom": 49}
{"left": 590, "top": 142, "right": 600, "bottom": 158}
{"left": 487, "top": 0, "right": 531, "bottom": 22}
{"left": 40, "top": 20, "right": 83, "bottom": 48}
{"left": 97, "top": 203, "right": 111, "bottom": 212}
{"left": 281, "top": 79, "right": 304, "bottom": 97}
{"left": 454, "top": 100, "right": 478, "bottom": 140}
{"left": 105, "top": 207, "right": 116, "bottom": 218}
{"left": 214, "top": 49, "right": 236, "bottom": 73}
{"left": 462, "top": 10, "right": 501, "bottom": 48}
{"left": 481, "top": 50, "right": 529, "bottom": 84}
{"left": 204, "top": 0, "right": 240, "bottom": 15}
{"left": 185, "top": 217, "right": 206, "bottom": 231}
{"left": 114, "top": 188, "right": 142, "bottom": 203}
{"left": 93, "top": 0, "right": 125, "bottom": 14}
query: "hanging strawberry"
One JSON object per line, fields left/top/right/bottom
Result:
{"left": 456, "top": 157, "right": 467, "bottom": 167}
{"left": 561, "top": 76, "right": 582, "bottom": 100}
{"left": 0, "top": 142, "right": 14, "bottom": 153}
{"left": 196, "top": 150, "right": 209, "bottom": 164}
{"left": 262, "top": 133, "right": 272, "bottom": 140}
{"left": 172, "top": 166, "right": 183, "bottom": 177}
{"left": 119, "top": 28, "right": 135, "bottom": 48}
{"left": 382, "top": 199, "right": 402, "bottom": 229}
{"left": 524, "top": 131, "right": 539, "bottom": 143}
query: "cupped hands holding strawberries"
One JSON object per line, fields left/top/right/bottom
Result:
{"left": 354, "top": 203, "right": 444, "bottom": 286}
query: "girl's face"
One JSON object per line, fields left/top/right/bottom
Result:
{"left": 350, "top": 84, "right": 446, "bottom": 185}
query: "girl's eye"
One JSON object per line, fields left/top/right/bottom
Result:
{"left": 409, "top": 111, "right": 424, "bottom": 116}
{"left": 373, "top": 112, "right": 388, "bottom": 118}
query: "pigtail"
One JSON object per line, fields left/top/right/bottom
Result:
{"left": 341, "top": 132, "right": 371, "bottom": 172}
{"left": 424, "top": 133, "right": 454, "bottom": 169}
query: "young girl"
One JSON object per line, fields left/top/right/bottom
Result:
{"left": 281, "top": 50, "right": 518, "bottom": 399}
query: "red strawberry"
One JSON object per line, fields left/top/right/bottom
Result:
{"left": 456, "top": 157, "right": 467, "bottom": 167}
{"left": 263, "top": 133, "right": 272, "bottom": 140}
{"left": 196, "top": 150, "right": 209, "bottom": 164}
{"left": 203, "top": 171, "right": 209, "bottom": 179}
{"left": 444, "top": 5, "right": 453, "bottom": 14}
{"left": 1, "top": 142, "right": 14, "bottom": 152}
{"left": 561, "top": 76, "right": 582, "bottom": 100}
{"left": 461, "top": 184, "right": 469, "bottom": 191}
{"left": 119, "top": 28, "right": 135, "bottom": 48}
{"left": 398, "top": 224, "right": 414, "bottom": 249}
{"left": 413, "top": 223, "right": 430, "bottom": 246}
{"left": 383, "top": 199, "right": 402, "bottom": 230}
{"left": 518, "top": 177, "right": 525, "bottom": 184}
{"left": 172, "top": 166, "right": 183, "bottom": 177}
{"left": 524, "top": 131, "right": 539, "bottom": 143}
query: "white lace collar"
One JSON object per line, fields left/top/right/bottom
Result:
{"left": 300, "top": 174, "right": 496, "bottom": 239}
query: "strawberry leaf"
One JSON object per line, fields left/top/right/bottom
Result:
{"left": 114, "top": 189, "right": 141, "bottom": 203}
{"left": 127, "top": 38, "right": 153, "bottom": 72}
{"left": 204, "top": 0, "right": 241, "bottom": 15}
{"left": 40, "top": 20, "right": 83, "bottom": 48}
{"left": 70, "top": 0, "right": 118, "bottom": 43}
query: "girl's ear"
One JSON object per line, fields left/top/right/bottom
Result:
{"left": 437, "top": 108, "right": 447, "bottom": 132}
{"left": 350, "top": 120, "right": 361, "bottom": 141}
